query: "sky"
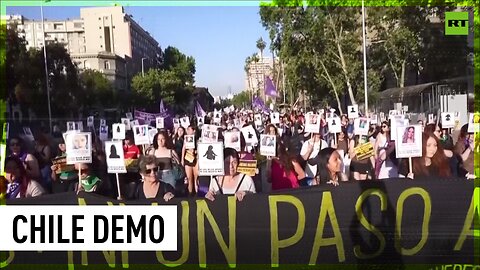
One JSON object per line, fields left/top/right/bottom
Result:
{"left": 6, "top": 5, "right": 273, "bottom": 97}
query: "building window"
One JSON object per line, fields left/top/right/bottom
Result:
{"left": 99, "top": 17, "right": 101, "bottom": 20}
{"left": 104, "top": 61, "right": 110, "bottom": 70}
{"left": 99, "top": 26, "right": 102, "bottom": 29}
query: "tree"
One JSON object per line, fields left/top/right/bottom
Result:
{"left": 231, "top": 91, "right": 251, "bottom": 108}
{"left": 256, "top": 37, "right": 266, "bottom": 59}
{"left": 79, "top": 69, "right": 115, "bottom": 111}
{"left": 161, "top": 46, "right": 196, "bottom": 86}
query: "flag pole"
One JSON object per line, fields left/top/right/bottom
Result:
{"left": 362, "top": 0, "right": 369, "bottom": 118}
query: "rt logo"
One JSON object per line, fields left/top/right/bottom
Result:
{"left": 445, "top": 12, "right": 469, "bottom": 35}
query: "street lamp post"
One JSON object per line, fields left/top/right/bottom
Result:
{"left": 41, "top": 4, "right": 53, "bottom": 133}
{"left": 141, "top": 57, "right": 147, "bottom": 77}
{"left": 362, "top": 0, "right": 369, "bottom": 117}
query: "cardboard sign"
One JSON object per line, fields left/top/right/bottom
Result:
{"left": 184, "top": 135, "right": 195, "bottom": 149}
{"left": 370, "top": 115, "right": 378, "bottom": 125}
{"left": 241, "top": 125, "right": 258, "bottom": 145}
{"left": 105, "top": 141, "right": 127, "bottom": 174}
{"left": 468, "top": 113, "right": 480, "bottom": 133}
{"left": 87, "top": 116, "right": 94, "bottom": 128}
{"left": 224, "top": 131, "right": 241, "bottom": 151}
{"left": 201, "top": 124, "right": 219, "bottom": 143}
{"left": 173, "top": 118, "right": 180, "bottom": 129}
{"left": 99, "top": 125, "right": 108, "bottom": 141}
{"left": 65, "top": 132, "right": 92, "bottom": 165}
{"left": 237, "top": 159, "right": 257, "bottom": 177}
{"left": 181, "top": 117, "right": 190, "bottom": 129}
{"left": 213, "top": 111, "right": 222, "bottom": 124}
{"left": 389, "top": 110, "right": 400, "bottom": 120}
{"left": 130, "top": 120, "right": 140, "bottom": 129}
{"left": 133, "top": 125, "right": 149, "bottom": 145}
{"left": 428, "top": 114, "right": 434, "bottom": 124}
{"left": 23, "top": 127, "right": 34, "bottom": 141}
{"left": 441, "top": 112, "right": 455, "bottom": 128}
{"left": 270, "top": 112, "right": 280, "bottom": 124}
{"left": 327, "top": 117, "right": 342, "bottom": 134}
{"left": 100, "top": 119, "right": 106, "bottom": 127}
{"left": 148, "top": 128, "right": 157, "bottom": 145}
{"left": 67, "top": 121, "right": 76, "bottom": 131}
{"left": 121, "top": 118, "right": 131, "bottom": 131}
{"left": 260, "top": 135, "right": 276, "bottom": 157}
{"left": 156, "top": 117, "right": 164, "bottom": 130}
{"left": 353, "top": 142, "right": 374, "bottom": 161}
{"left": 197, "top": 142, "right": 224, "bottom": 176}
{"left": 254, "top": 114, "right": 262, "bottom": 127}
{"left": 126, "top": 112, "right": 133, "bottom": 120}
{"left": 76, "top": 121, "right": 84, "bottom": 132}
{"left": 354, "top": 117, "right": 370, "bottom": 136}
{"left": 197, "top": 116, "right": 205, "bottom": 127}
{"left": 395, "top": 125, "right": 423, "bottom": 159}
{"left": 112, "top": 123, "right": 125, "bottom": 140}
{"left": 379, "top": 112, "right": 386, "bottom": 122}
{"left": 390, "top": 115, "right": 406, "bottom": 140}
{"left": 51, "top": 155, "right": 74, "bottom": 174}
{"left": 348, "top": 105, "right": 359, "bottom": 119}
{"left": 305, "top": 114, "right": 321, "bottom": 134}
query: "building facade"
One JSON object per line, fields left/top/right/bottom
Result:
{"left": 244, "top": 53, "right": 277, "bottom": 101}
{"left": 5, "top": 6, "right": 162, "bottom": 92}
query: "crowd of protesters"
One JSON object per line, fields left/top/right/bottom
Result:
{"left": 1, "top": 107, "right": 478, "bottom": 202}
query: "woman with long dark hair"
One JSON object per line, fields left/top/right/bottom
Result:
{"left": 406, "top": 133, "right": 452, "bottom": 179}
{"left": 3, "top": 156, "right": 45, "bottom": 199}
{"left": 310, "top": 147, "right": 348, "bottom": 186}
{"left": 147, "top": 130, "right": 181, "bottom": 190}
{"left": 373, "top": 121, "right": 398, "bottom": 179}
{"left": 267, "top": 141, "right": 305, "bottom": 190}
{"left": 182, "top": 125, "right": 199, "bottom": 196}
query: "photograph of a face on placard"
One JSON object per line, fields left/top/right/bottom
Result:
{"left": 184, "top": 135, "right": 195, "bottom": 149}
{"left": 201, "top": 124, "right": 219, "bottom": 143}
{"left": 260, "top": 134, "right": 276, "bottom": 157}
{"left": 390, "top": 115, "right": 405, "bottom": 140}
{"left": 270, "top": 112, "right": 280, "bottom": 124}
{"left": 197, "top": 116, "right": 205, "bottom": 126}
{"left": 197, "top": 142, "right": 224, "bottom": 176}
{"left": 99, "top": 125, "right": 108, "bottom": 141}
{"left": 133, "top": 125, "right": 149, "bottom": 145}
{"left": 224, "top": 131, "right": 241, "bottom": 151}
{"left": 354, "top": 117, "right": 370, "bottom": 136}
{"left": 121, "top": 118, "right": 131, "bottom": 131}
{"left": 105, "top": 141, "right": 127, "bottom": 174}
{"left": 112, "top": 123, "right": 125, "bottom": 140}
{"left": 87, "top": 116, "right": 94, "bottom": 128}
{"left": 468, "top": 113, "right": 480, "bottom": 133}
{"left": 65, "top": 132, "right": 92, "bottom": 165}
{"left": 395, "top": 125, "right": 422, "bottom": 159}
{"left": 348, "top": 105, "right": 359, "bottom": 119}
{"left": 156, "top": 117, "right": 164, "bottom": 130}
{"left": 181, "top": 117, "right": 190, "bottom": 129}
{"left": 305, "top": 114, "right": 320, "bottom": 134}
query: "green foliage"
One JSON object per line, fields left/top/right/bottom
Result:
{"left": 231, "top": 91, "right": 251, "bottom": 108}
{"left": 79, "top": 69, "right": 115, "bottom": 109}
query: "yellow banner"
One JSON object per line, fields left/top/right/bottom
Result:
{"left": 237, "top": 159, "right": 257, "bottom": 177}
{"left": 354, "top": 142, "right": 374, "bottom": 161}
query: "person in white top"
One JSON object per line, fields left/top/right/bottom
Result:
{"left": 300, "top": 133, "right": 328, "bottom": 178}
{"left": 205, "top": 148, "right": 256, "bottom": 202}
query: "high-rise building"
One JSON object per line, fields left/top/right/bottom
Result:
{"left": 5, "top": 6, "right": 163, "bottom": 92}
{"left": 244, "top": 52, "right": 277, "bottom": 100}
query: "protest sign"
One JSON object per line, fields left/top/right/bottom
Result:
{"left": 395, "top": 125, "right": 423, "bottom": 159}
{"left": 87, "top": 116, "right": 94, "bottom": 128}
{"left": 201, "top": 124, "right": 219, "bottom": 143}
{"left": 354, "top": 117, "right": 370, "bottom": 136}
{"left": 305, "top": 114, "right": 320, "bottom": 134}
{"left": 353, "top": 142, "right": 374, "bottom": 161}
{"left": 260, "top": 135, "right": 276, "bottom": 156}
{"left": 468, "top": 112, "right": 480, "bottom": 133}
{"left": 121, "top": 118, "right": 131, "bottom": 131}
{"left": 181, "top": 117, "right": 190, "bottom": 129}
{"left": 156, "top": 117, "right": 164, "bottom": 130}
{"left": 65, "top": 132, "right": 92, "bottom": 165}
{"left": 133, "top": 125, "right": 149, "bottom": 145}
{"left": 184, "top": 135, "right": 195, "bottom": 149}
{"left": 347, "top": 105, "right": 359, "bottom": 119}
{"left": 224, "top": 131, "right": 241, "bottom": 151}
{"left": 241, "top": 125, "right": 258, "bottom": 145}
{"left": 197, "top": 142, "right": 224, "bottom": 176}
{"left": 99, "top": 125, "right": 108, "bottom": 141}
{"left": 237, "top": 159, "right": 257, "bottom": 177}
{"left": 112, "top": 123, "right": 125, "bottom": 140}
{"left": 327, "top": 117, "right": 342, "bottom": 134}
{"left": 105, "top": 141, "right": 127, "bottom": 174}
{"left": 441, "top": 112, "right": 455, "bottom": 128}
{"left": 270, "top": 112, "right": 280, "bottom": 124}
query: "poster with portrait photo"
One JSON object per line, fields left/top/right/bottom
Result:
{"left": 67, "top": 121, "right": 76, "bottom": 131}
{"left": 305, "top": 114, "right": 321, "bottom": 134}
{"left": 241, "top": 125, "right": 258, "bottom": 145}
{"left": 468, "top": 113, "right": 480, "bottom": 133}
{"left": 121, "top": 118, "right": 131, "bottom": 131}
{"left": 197, "top": 116, "right": 205, "bottom": 127}
{"left": 133, "top": 125, "right": 149, "bottom": 145}
{"left": 126, "top": 112, "right": 133, "bottom": 120}
{"left": 100, "top": 119, "right": 107, "bottom": 127}
{"left": 112, "top": 123, "right": 125, "bottom": 140}
{"left": 441, "top": 112, "right": 455, "bottom": 128}
{"left": 181, "top": 117, "right": 190, "bottom": 129}
{"left": 388, "top": 110, "right": 400, "bottom": 120}
{"left": 156, "top": 117, "right": 164, "bottom": 130}
{"left": 370, "top": 114, "right": 378, "bottom": 125}
{"left": 201, "top": 124, "right": 219, "bottom": 143}
{"left": 428, "top": 114, "right": 434, "bottom": 124}
{"left": 65, "top": 132, "right": 92, "bottom": 165}
{"left": 213, "top": 111, "right": 222, "bottom": 124}
{"left": 173, "top": 118, "right": 180, "bottom": 129}
{"left": 87, "top": 116, "right": 94, "bottom": 128}
{"left": 99, "top": 125, "right": 108, "bottom": 141}
{"left": 130, "top": 120, "right": 140, "bottom": 129}
{"left": 347, "top": 105, "right": 359, "bottom": 119}
{"left": 197, "top": 142, "right": 224, "bottom": 176}
{"left": 184, "top": 135, "right": 196, "bottom": 149}
{"left": 354, "top": 117, "right": 370, "bottom": 136}
{"left": 147, "top": 127, "right": 157, "bottom": 145}
{"left": 270, "top": 112, "right": 280, "bottom": 124}
{"left": 260, "top": 134, "right": 276, "bottom": 157}
{"left": 224, "top": 131, "right": 241, "bottom": 151}
{"left": 395, "top": 125, "right": 422, "bottom": 159}
{"left": 254, "top": 114, "right": 262, "bottom": 127}
{"left": 105, "top": 141, "right": 126, "bottom": 174}
{"left": 327, "top": 117, "right": 342, "bottom": 134}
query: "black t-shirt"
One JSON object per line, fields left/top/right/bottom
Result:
{"left": 134, "top": 182, "right": 174, "bottom": 200}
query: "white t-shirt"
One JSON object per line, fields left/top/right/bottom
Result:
{"left": 300, "top": 138, "right": 328, "bottom": 178}
{"left": 209, "top": 173, "right": 256, "bottom": 195}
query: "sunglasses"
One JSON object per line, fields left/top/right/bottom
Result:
{"left": 145, "top": 167, "right": 159, "bottom": 174}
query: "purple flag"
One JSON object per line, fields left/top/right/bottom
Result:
{"left": 195, "top": 101, "right": 206, "bottom": 118}
{"left": 264, "top": 76, "right": 278, "bottom": 97}
{"left": 159, "top": 100, "right": 167, "bottom": 114}
{"left": 252, "top": 96, "right": 271, "bottom": 113}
